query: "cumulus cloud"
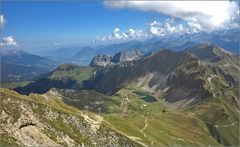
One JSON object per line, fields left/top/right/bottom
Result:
{"left": 104, "top": 1, "right": 239, "bottom": 31}
{"left": 0, "top": 14, "right": 6, "bottom": 28}
{"left": 147, "top": 19, "right": 187, "bottom": 36}
{"left": 95, "top": 18, "right": 205, "bottom": 42}
{"left": 0, "top": 36, "right": 18, "bottom": 47}
{"left": 96, "top": 27, "right": 145, "bottom": 42}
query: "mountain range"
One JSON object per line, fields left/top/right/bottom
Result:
{"left": 42, "top": 28, "right": 239, "bottom": 66}
{"left": 1, "top": 49, "right": 59, "bottom": 83}
{"left": 1, "top": 42, "right": 239, "bottom": 146}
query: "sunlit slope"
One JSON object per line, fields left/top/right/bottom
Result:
{"left": 0, "top": 88, "right": 141, "bottom": 146}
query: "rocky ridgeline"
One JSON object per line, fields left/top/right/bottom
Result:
{"left": 90, "top": 49, "right": 141, "bottom": 67}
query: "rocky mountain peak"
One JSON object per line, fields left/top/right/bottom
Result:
{"left": 111, "top": 49, "right": 141, "bottom": 63}
{"left": 90, "top": 49, "right": 141, "bottom": 67}
{"left": 184, "top": 44, "right": 233, "bottom": 62}
{"left": 90, "top": 54, "right": 112, "bottom": 67}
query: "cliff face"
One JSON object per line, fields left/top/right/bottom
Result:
{"left": 0, "top": 88, "right": 140, "bottom": 147}
{"left": 90, "top": 54, "right": 113, "bottom": 67}
{"left": 111, "top": 49, "right": 141, "bottom": 63}
{"left": 90, "top": 49, "right": 141, "bottom": 68}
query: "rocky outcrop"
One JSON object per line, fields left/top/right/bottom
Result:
{"left": 111, "top": 49, "right": 141, "bottom": 63}
{"left": 90, "top": 54, "right": 112, "bottom": 67}
{"left": 90, "top": 49, "right": 141, "bottom": 68}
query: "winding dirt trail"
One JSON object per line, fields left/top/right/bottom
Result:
{"left": 140, "top": 118, "right": 148, "bottom": 133}
{"left": 140, "top": 117, "right": 154, "bottom": 146}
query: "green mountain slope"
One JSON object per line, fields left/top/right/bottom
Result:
{"left": 14, "top": 64, "right": 94, "bottom": 94}
{"left": 43, "top": 87, "right": 235, "bottom": 146}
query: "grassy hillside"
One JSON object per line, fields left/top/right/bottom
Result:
{"left": 48, "top": 64, "right": 94, "bottom": 81}
{"left": 14, "top": 64, "right": 94, "bottom": 94}
{"left": 51, "top": 87, "right": 239, "bottom": 146}
{"left": 104, "top": 88, "right": 222, "bottom": 146}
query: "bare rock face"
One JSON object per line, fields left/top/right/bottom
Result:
{"left": 90, "top": 49, "right": 141, "bottom": 68}
{"left": 1, "top": 100, "right": 61, "bottom": 146}
{"left": 111, "top": 49, "right": 141, "bottom": 63}
{"left": 90, "top": 54, "right": 112, "bottom": 67}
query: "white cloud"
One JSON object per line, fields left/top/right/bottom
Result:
{"left": 104, "top": 1, "right": 239, "bottom": 31}
{"left": 147, "top": 18, "right": 199, "bottom": 37}
{"left": 187, "top": 22, "right": 203, "bottom": 33}
{"left": 1, "top": 36, "right": 17, "bottom": 47}
{"left": 53, "top": 40, "right": 67, "bottom": 46}
{"left": 96, "top": 27, "right": 145, "bottom": 42}
{"left": 112, "top": 28, "right": 121, "bottom": 39}
{"left": 125, "top": 28, "right": 144, "bottom": 38}
{"left": 95, "top": 18, "right": 219, "bottom": 42}
{"left": 0, "top": 14, "right": 6, "bottom": 28}
{"left": 148, "top": 21, "right": 165, "bottom": 36}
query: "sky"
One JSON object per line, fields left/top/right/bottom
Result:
{"left": 0, "top": 0, "right": 239, "bottom": 53}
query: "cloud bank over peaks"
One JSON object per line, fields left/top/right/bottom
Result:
{"left": 95, "top": 18, "right": 210, "bottom": 42}
{"left": 148, "top": 19, "right": 186, "bottom": 36}
{"left": 104, "top": 1, "right": 239, "bottom": 31}
{"left": 95, "top": 27, "right": 145, "bottom": 42}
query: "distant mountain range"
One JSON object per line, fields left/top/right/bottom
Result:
{"left": 4, "top": 29, "right": 239, "bottom": 82}
{"left": 43, "top": 28, "right": 239, "bottom": 65}
{"left": 1, "top": 49, "right": 59, "bottom": 83}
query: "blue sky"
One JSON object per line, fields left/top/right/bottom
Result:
{"left": 1, "top": 1, "right": 167, "bottom": 51}
{"left": 0, "top": 1, "right": 239, "bottom": 53}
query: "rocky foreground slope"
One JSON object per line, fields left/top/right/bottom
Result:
{"left": 0, "top": 88, "right": 140, "bottom": 146}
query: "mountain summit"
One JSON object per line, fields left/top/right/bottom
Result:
{"left": 184, "top": 44, "right": 233, "bottom": 63}
{"left": 90, "top": 49, "right": 141, "bottom": 67}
